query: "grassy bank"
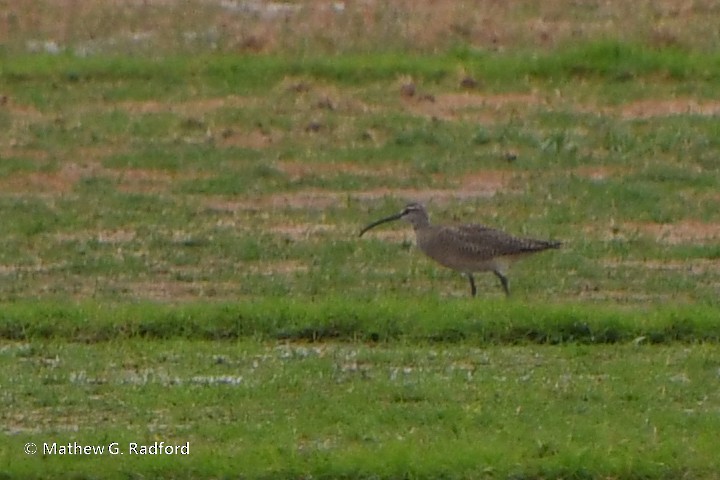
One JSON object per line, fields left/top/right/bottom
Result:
{"left": 1, "top": 299, "right": 719, "bottom": 344}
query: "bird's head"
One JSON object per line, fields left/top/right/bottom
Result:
{"left": 359, "top": 202, "right": 430, "bottom": 237}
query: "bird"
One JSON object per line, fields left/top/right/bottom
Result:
{"left": 359, "top": 202, "right": 561, "bottom": 297}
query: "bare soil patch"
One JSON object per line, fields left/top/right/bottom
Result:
{"left": 0, "top": 158, "right": 211, "bottom": 195}
{"left": 629, "top": 221, "right": 720, "bottom": 244}
{"left": 74, "top": 145, "right": 128, "bottom": 162}
{"left": 0, "top": 147, "right": 50, "bottom": 161}
{"left": 407, "top": 92, "right": 544, "bottom": 122}
{"left": 266, "top": 223, "right": 341, "bottom": 241}
{"left": 124, "top": 280, "right": 235, "bottom": 302}
{"left": 210, "top": 186, "right": 501, "bottom": 212}
{"left": 0, "top": 161, "right": 101, "bottom": 194}
{"left": 116, "top": 96, "right": 257, "bottom": 116}
{"left": 112, "top": 168, "right": 202, "bottom": 194}
{"left": 203, "top": 191, "right": 339, "bottom": 211}
{"left": 54, "top": 229, "right": 137, "bottom": 244}
{"left": 459, "top": 170, "right": 514, "bottom": 193}
{"left": 7, "top": 0, "right": 720, "bottom": 55}
{"left": 1, "top": 97, "right": 45, "bottom": 124}
{"left": 274, "top": 161, "right": 407, "bottom": 180}
{"left": 218, "top": 129, "right": 275, "bottom": 149}
{"left": 587, "top": 220, "right": 720, "bottom": 245}
{"left": 358, "top": 229, "right": 414, "bottom": 243}
{"left": 578, "top": 289, "right": 677, "bottom": 303}
{"left": 603, "top": 258, "right": 718, "bottom": 274}
{"left": 0, "top": 261, "right": 68, "bottom": 275}
{"left": 570, "top": 166, "right": 631, "bottom": 181}
{"left": 614, "top": 99, "right": 720, "bottom": 119}
{"left": 206, "top": 168, "right": 513, "bottom": 212}
{"left": 246, "top": 259, "right": 309, "bottom": 275}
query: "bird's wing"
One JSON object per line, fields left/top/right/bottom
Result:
{"left": 438, "top": 224, "right": 558, "bottom": 258}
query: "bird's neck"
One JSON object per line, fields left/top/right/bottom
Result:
{"left": 410, "top": 219, "right": 430, "bottom": 231}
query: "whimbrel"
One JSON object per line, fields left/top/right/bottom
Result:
{"left": 359, "top": 202, "right": 560, "bottom": 296}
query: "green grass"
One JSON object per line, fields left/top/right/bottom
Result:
{"left": 0, "top": 300, "right": 719, "bottom": 345}
{"left": 2, "top": 38, "right": 720, "bottom": 478}
{"left": 2, "top": 337, "right": 719, "bottom": 479}
{"left": 5, "top": 42, "right": 720, "bottom": 99}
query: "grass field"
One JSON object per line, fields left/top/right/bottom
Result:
{"left": 1, "top": 1, "right": 720, "bottom": 479}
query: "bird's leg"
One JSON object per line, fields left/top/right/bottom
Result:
{"left": 493, "top": 270, "right": 510, "bottom": 296}
{"left": 468, "top": 274, "right": 477, "bottom": 297}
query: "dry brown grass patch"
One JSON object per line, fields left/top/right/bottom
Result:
{"left": 603, "top": 258, "right": 718, "bottom": 274}
{"left": 266, "top": 223, "right": 340, "bottom": 241}
{"left": 116, "top": 96, "right": 258, "bottom": 116}
{"left": 202, "top": 167, "right": 512, "bottom": 212}
{"left": 0, "top": 162, "right": 98, "bottom": 194}
{"left": 458, "top": 170, "right": 514, "bottom": 193}
{"left": 274, "top": 161, "right": 406, "bottom": 180}
{"left": 614, "top": 99, "right": 720, "bottom": 119}
{"left": 407, "top": 92, "right": 544, "bottom": 122}
{"left": 630, "top": 221, "right": 720, "bottom": 244}
{"left": 112, "top": 168, "right": 180, "bottom": 194}
{"left": 570, "top": 166, "right": 629, "bottom": 181}
{"left": 124, "top": 280, "right": 236, "bottom": 302}
{"left": 246, "top": 260, "right": 309, "bottom": 275}
{"left": 0, "top": 148, "right": 50, "bottom": 162}
{"left": 53, "top": 229, "right": 137, "bottom": 244}
{"left": 578, "top": 289, "right": 677, "bottom": 303}
{"left": 7, "top": 0, "right": 720, "bottom": 55}
{"left": 585, "top": 220, "right": 720, "bottom": 244}
{"left": 218, "top": 129, "right": 275, "bottom": 149}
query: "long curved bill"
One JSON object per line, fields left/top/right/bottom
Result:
{"left": 359, "top": 212, "right": 404, "bottom": 237}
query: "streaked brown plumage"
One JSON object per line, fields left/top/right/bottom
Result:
{"left": 359, "top": 202, "right": 560, "bottom": 296}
